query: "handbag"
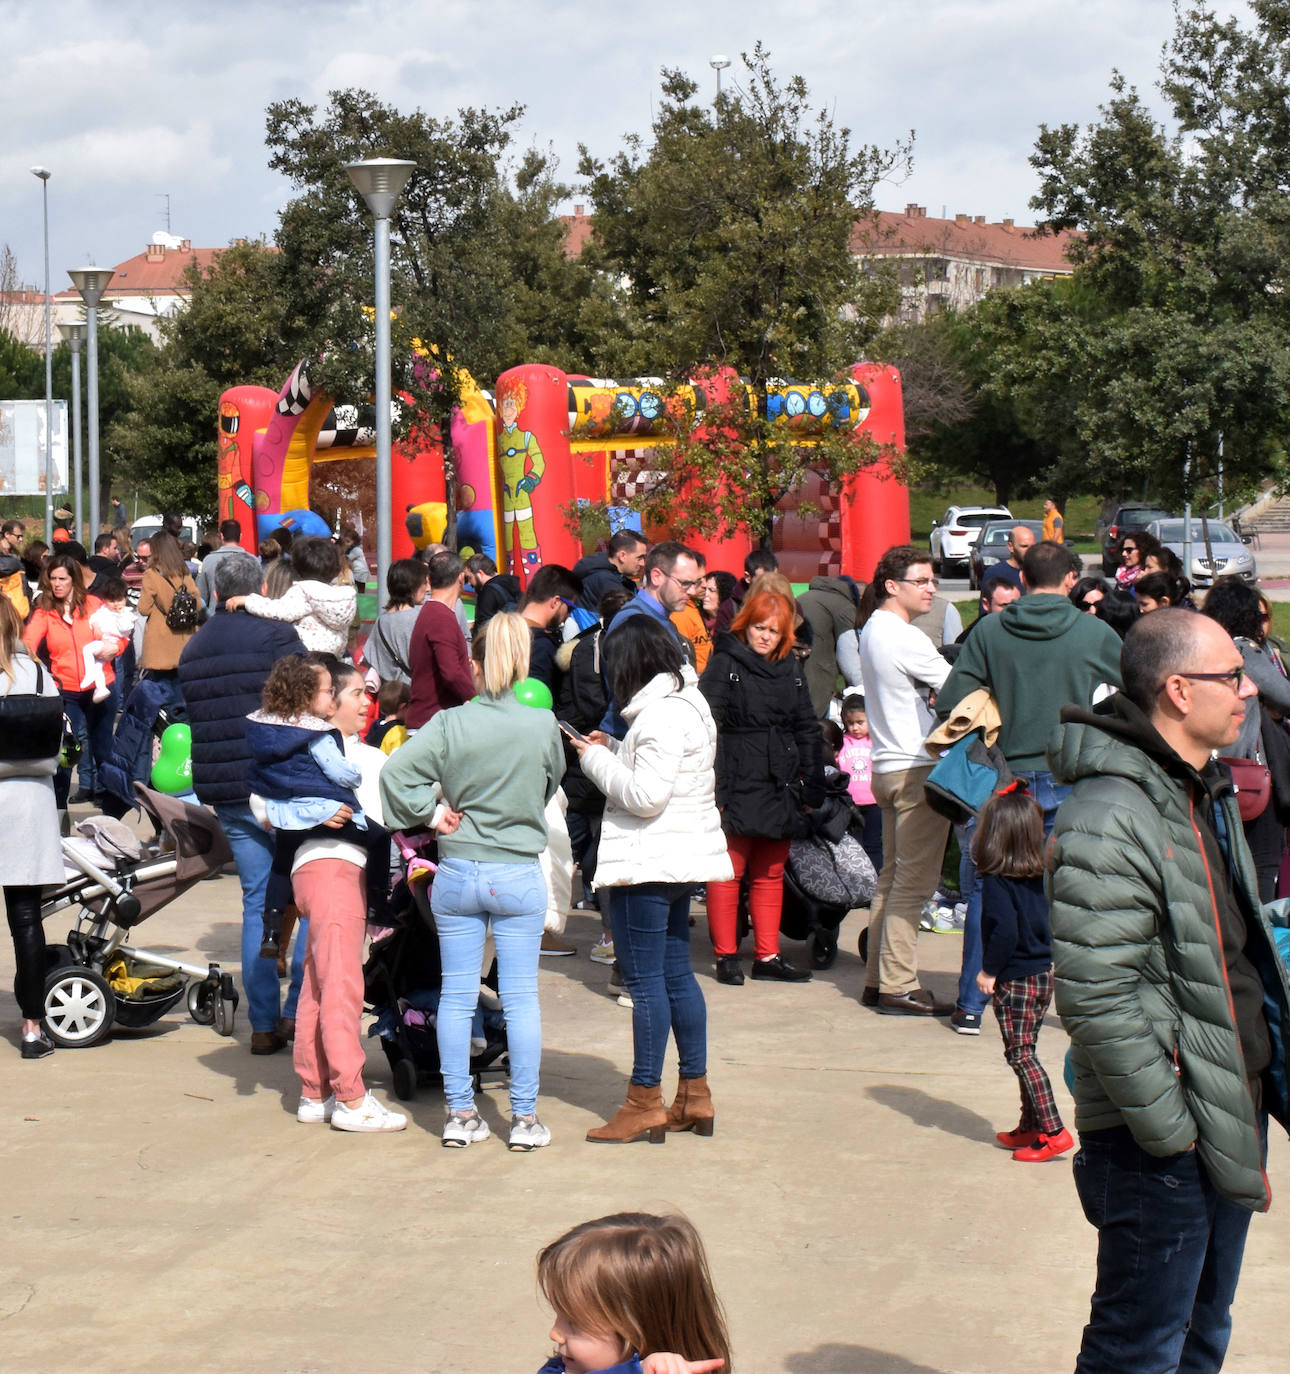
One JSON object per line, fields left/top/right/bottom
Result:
{"left": 1218, "top": 755, "right": 1271, "bottom": 822}
{"left": 924, "top": 728, "right": 1013, "bottom": 825}
{"left": 0, "top": 661, "right": 65, "bottom": 765}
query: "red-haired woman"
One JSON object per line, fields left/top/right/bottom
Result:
{"left": 700, "top": 588, "right": 824, "bottom": 984}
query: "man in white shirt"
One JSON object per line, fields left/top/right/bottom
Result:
{"left": 857, "top": 546, "right": 953, "bottom": 1015}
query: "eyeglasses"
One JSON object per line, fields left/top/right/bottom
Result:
{"left": 897, "top": 577, "right": 938, "bottom": 588}
{"left": 1157, "top": 666, "right": 1247, "bottom": 694}
{"left": 667, "top": 573, "right": 704, "bottom": 591}
{"left": 1121, "top": 545, "right": 1138, "bottom": 555}
{"left": 557, "top": 596, "right": 577, "bottom": 610}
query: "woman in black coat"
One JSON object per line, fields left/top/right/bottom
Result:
{"left": 700, "top": 586, "right": 824, "bottom": 985}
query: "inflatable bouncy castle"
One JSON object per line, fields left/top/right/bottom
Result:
{"left": 217, "top": 360, "right": 908, "bottom": 583}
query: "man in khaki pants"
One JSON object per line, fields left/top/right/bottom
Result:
{"left": 857, "top": 546, "right": 953, "bottom": 1015}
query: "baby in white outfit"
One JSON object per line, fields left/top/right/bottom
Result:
{"left": 81, "top": 581, "right": 136, "bottom": 703}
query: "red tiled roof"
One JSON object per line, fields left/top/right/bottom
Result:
{"left": 52, "top": 242, "right": 224, "bottom": 301}
{"left": 558, "top": 211, "right": 595, "bottom": 260}
{"left": 853, "top": 206, "right": 1079, "bottom": 274}
{"left": 0, "top": 289, "right": 47, "bottom": 305}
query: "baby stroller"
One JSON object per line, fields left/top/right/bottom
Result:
{"left": 39, "top": 785, "right": 239, "bottom": 1048}
{"left": 779, "top": 772, "right": 876, "bottom": 969}
{"left": 364, "top": 830, "right": 508, "bottom": 1102}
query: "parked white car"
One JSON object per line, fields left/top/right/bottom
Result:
{"left": 928, "top": 505, "right": 1012, "bottom": 574}
{"left": 129, "top": 514, "right": 202, "bottom": 551}
{"left": 1145, "top": 518, "right": 1257, "bottom": 588}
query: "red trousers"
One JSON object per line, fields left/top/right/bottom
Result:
{"left": 706, "top": 834, "right": 791, "bottom": 960}
{"left": 292, "top": 858, "right": 367, "bottom": 1104}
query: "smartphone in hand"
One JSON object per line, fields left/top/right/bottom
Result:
{"left": 558, "top": 720, "right": 589, "bottom": 745}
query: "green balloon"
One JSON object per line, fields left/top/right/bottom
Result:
{"left": 151, "top": 722, "right": 193, "bottom": 794}
{"left": 513, "top": 677, "right": 553, "bottom": 711}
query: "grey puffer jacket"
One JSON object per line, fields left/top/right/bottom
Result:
{"left": 1048, "top": 693, "right": 1290, "bottom": 1212}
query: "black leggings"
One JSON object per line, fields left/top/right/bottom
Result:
{"left": 5, "top": 885, "right": 48, "bottom": 1021}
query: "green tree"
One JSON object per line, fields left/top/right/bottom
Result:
{"left": 108, "top": 240, "right": 296, "bottom": 518}
{"left": 1015, "top": 1, "right": 1290, "bottom": 506}
{"left": 263, "top": 89, "right": 599, "bottom": 543}
{"left": 574, "top": 45, "right": 912, "bottom": 545}
{"left": 0, "top": 328, "right": 42, "bottom": 399}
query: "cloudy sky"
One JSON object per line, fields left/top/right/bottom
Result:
{"left": 1, "top": 0, "right": 1247, "bottom": 292}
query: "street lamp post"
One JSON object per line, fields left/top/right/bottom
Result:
{"left": 57, "top": 322, "right": 86, "bottom": 542}
{"left": 709, "top": 54, "right": 731, "bottom": 97}
{"left": 67, "top": 268, "right": 114, "bottom": 540}
{"left": 31, "top": 167, "right": 53, "bottom": 544}
{"left": 343, "top": 157, "right": 416, "bottom": 603}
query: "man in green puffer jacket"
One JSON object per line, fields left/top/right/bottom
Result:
{"left": 1049, "top": 609, "right": 1290, "bottom": 1373}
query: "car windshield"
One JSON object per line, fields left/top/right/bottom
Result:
{"left": 981, "top": 528, "right": 1011, "bottom": 547}
{"left": 1118, "top": 508, "right": 1172, "bottom": 528}
{"left": 1154, "top": 520, "right": 1239, "bottom": 543}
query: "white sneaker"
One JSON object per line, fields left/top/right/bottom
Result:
{"left": 508, "top": 1114, "right": 552, "bottom": 1151}
{"left": 297, "top": 1094, "right": 336, "bottom": 1124}
{"left": 616, "top": 990, "right": 634, "bottom": 1008}
{"left": 442, "top": 1108, "right": 491, "bottom": 1148}
{"left": 330, "top": 1091, "right": 408, "bottom": 1133}
{"left": 589, "top": 937, "right": 615, "bottom": 965}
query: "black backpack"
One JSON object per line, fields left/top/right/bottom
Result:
{"left": 164, "top": 578, "right": 200, "bottom": 632}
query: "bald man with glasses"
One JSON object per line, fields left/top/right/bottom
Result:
{"left": 1049, "top": 608, "right": 1290, "bottom": 1372}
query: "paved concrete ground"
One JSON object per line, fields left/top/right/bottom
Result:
{"left": 3, "top": 861, "right": 1288, "bottom": 1374}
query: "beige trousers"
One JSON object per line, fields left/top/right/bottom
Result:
{"left": 864, "top": 765, "right": 950, "bottom": 996}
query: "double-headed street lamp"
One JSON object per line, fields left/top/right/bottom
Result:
{"left": 31, "top": 167, "right": 53, "bottom": 543}
{"left": 67, "top": 268, "right": 114, "bottom": 539}
{"left": 343, "top": 157, "right": 416, "bottom": 604}
{"left": 57, "top": 322, "right": 86, "bottom": 541}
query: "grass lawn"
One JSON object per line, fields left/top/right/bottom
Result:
{"left": 909, "top": 483, "right": 1102, "bottom": 554}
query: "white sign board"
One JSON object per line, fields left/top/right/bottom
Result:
{"left": 0, "top": 399, "right": 68, "bottom": 496}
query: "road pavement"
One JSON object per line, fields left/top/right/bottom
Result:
{"left": 2, "top": 855, "right": 1287, "bottom": 1373}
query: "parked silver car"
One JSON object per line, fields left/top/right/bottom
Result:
{"left": 1145, "top": 518, "right": 1257, "bottom": 587}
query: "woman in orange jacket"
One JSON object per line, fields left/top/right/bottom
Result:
{"left": 23, "top": 552, "right": 116, "bottom": 806}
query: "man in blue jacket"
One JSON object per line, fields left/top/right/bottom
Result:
{"left": 178, "top": 553, "right": 305, "bottom": 1054}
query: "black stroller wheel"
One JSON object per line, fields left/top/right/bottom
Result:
{"left": 187, "top": 979, "right": 217, "bottom": 1026}
{"left": 213, "top": 973, "right": 239, "bottom": 1037}
{"left": 392, "top": 1057, "right": 418, "bottom": 1102}
{"left": 43, "top": 966, "right": 116, "bottom": 1048}
{"left": 858, "top": 925, "right": 869, "bottom": 964}
{"left": 809, "top": 930, "right": 839, "bottom": 970}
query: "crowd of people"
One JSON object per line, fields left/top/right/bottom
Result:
{"left": 5, "top": 502, "right": 1290, "bottom": 1370}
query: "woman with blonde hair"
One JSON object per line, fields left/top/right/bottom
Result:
{"left": 0, "top": 595, "right": 63, "bottom": 1058}
{"left": 379, "top": 612, "right": 565, "bottom": 1150}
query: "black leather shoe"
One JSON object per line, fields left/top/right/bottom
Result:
{"left": 259, "top": 908, "right": 285, "bottom": 960}
{"left": 751, "top": 955, "right": 811, "bottom": 983}
{"left": 715, "top": 956, "right": 745, "bottom": 985}
{"left": 860, "top": 985, "right": 880, "bottom": 1007}
{"left": 878, "top": 988, "right": 954, "bottom": 1016}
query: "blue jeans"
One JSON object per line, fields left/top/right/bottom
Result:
{"left": 62, "top": 688, "right": 115, "bottom": 799}
{"left": 431, "top": 857, "right": 546, "bottom": 1116}
{"left": 1072, "top": 1122, "right": 1265, "bottom": 1374}
{"left": 609, "top": 883, "right": 707, "bottom": 1087}
{"left": 213, "top": 803, "right": 306, "bottom": 1033}
{"left": 1015, "top": 769, "right": 1071, "bottom": 835}
{"left": 955, "top": 816, "right": 986, "bottom": 1015}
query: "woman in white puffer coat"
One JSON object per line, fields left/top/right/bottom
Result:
{"left": 571, "top": 615, "right": 733, "bottom": 1146}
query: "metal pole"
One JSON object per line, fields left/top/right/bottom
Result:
{"left": 87, "top": 304, "right": 102, "bottom": 538}
{"left": 373, "top": 212, "right": 393, "bottom": 604}
{"left": 70, "top": 341, "right": 83, "bottom": 540}
{"left": 38, "top": 174, "right": 53, "bottom": 544}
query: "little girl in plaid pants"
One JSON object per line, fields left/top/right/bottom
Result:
{"left": 973, "top": 781, "right": 1072, "bottom": 1163}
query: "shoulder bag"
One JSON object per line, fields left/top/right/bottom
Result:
{"left": 0, "top": 661, "right": 65, "bottom": 765}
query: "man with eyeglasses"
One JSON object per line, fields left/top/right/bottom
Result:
{"left": 598, "top": 540, "right": 700, "bottom": 737}
{"left": 857, "top": 545, "right": 955, "bottom": 1015}
{"left": 1048, "top": 608, "right": 1290, "bottom": 1372}
{"left": 518, "top": 563, "right": 583, "bottom": 692}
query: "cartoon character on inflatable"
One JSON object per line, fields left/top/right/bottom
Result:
{"left": 495, "top": 378, "right": 545, "bottom": 572}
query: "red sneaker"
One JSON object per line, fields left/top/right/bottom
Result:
{"left": 995, "top": 1127, "right": 1041, "bottom": 1150}
{"left": 1012, "top": 1127, "right": 1074, "bottom": 1162}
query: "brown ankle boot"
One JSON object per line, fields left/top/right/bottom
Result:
{"left": 586, "top": 1083, "right": 668, "bottom": 1144}
{"left": 665, "top": 1074, "right": 715, "bottom": 1136}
